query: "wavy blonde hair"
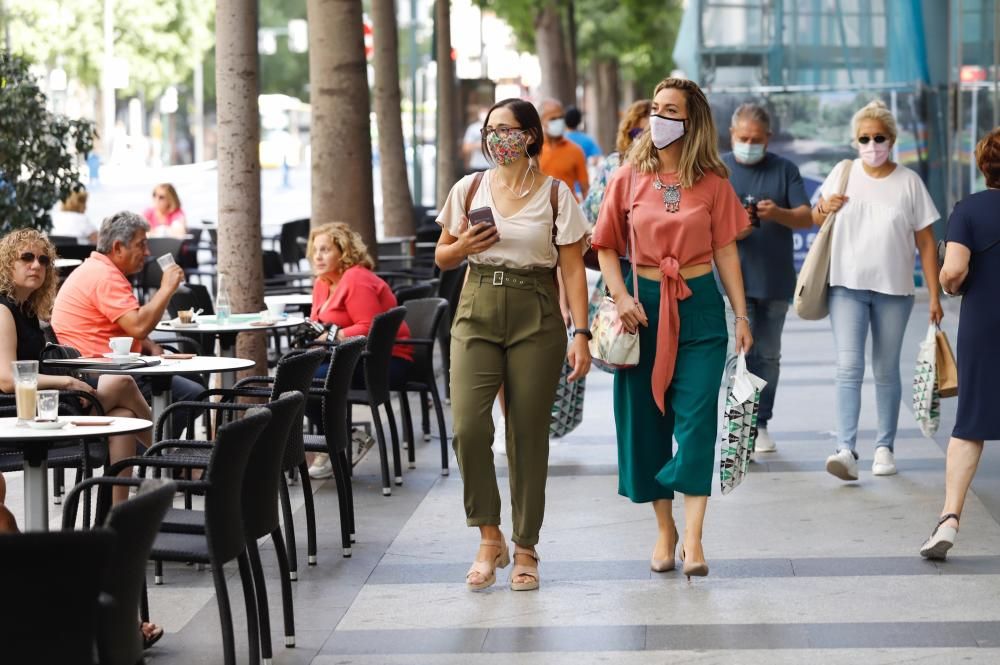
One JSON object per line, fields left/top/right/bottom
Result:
{"left": 0, "top": 229, "right": 59, "bottom": 319}
{"left": 626, "top": 78, "right": 728, "bottom": 188}
{"left": 153, "top": 183, "right": 182, "bottom": 213}
{"left": 307, "top": 222, "right": 375, "bottom": 273}
{"left": 615, "top": 99, "right": 652, "bottom": 154}
{"left": 851, "top": 99, "right": 898, "bottom": 145}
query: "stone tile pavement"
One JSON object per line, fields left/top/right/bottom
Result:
{"left": 6, "top": 291, "right": 1000, "bottom": 663}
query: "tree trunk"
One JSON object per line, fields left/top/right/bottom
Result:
{"left": 215, "top": 0, "right": 266, "bottom": 377}
{"left": 622, "top": 77, "right": 641, "bottom": 107}
{"left": 373, "top": 0, "right": 414, "bottom": 238}
{"left": 308, "top": 0, "right": 377, "bottom": 253}
{"left": 534, "top": 2, "right": 574, "bottom": 105}
{"left": 593, "top": 58, "right": 620, "bottom": 154}
{"left": 435, "top": 0, "right": 459, "bottom": 208}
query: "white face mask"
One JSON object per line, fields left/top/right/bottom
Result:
{"left": 649, "top": 115, "right": 686, "bottom": 150}
{"left": 546, "top": 118, "right": 566, "bottom": 138}
{"left": 733, "top": 141, "right": 766, "bottom": 165}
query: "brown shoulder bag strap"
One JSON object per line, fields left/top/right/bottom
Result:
{"left": 550, "top": 177, "right": 560, "bottom": 245}
{"left": 463, "top": 171, "right": 485, "bottom": 216}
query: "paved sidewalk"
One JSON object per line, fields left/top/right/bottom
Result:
{"left": 9, "top": 292, "right": 1000, "bottom": 663}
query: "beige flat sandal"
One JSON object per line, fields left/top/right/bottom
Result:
{"left": 466, "top": 539, "right": 510, "bottom": 591}
{"left": 510, "top": 546, "right": 540, "bottom": 591}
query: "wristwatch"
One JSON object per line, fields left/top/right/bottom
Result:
{"left": 571, "top": 327, "right": 593, "bottom": 340}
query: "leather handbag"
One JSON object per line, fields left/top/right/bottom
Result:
{"left": 589, "top": 169, "right": 640, "bottom": 372}
{"left": 793, "top": 159, "right": 853, "bottom": 320}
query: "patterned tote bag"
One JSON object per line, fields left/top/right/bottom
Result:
{"left": 719, "top": 351, "right": 767, "bottom": 495}
{"left": 913, "top": 324, "right": 941, "bottom": 437}
{"left": 550, "top": 339, "right": 586, "bottom": 438}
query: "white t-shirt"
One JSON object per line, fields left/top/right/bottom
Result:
{"left": 50, "top": 210, "right": 97, "bottom": 244}
{"left": 436, "top": 170, "right": 590, "bottom": 269}
{"left": 820, "top": 159, "right": 938, "bottom": 296}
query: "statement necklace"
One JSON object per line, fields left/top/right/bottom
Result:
{"left": 496, "top": 167, "right": 536, "bottom": 199}
{"left": 653, "top": 173, "right": 681, "bottom": 213}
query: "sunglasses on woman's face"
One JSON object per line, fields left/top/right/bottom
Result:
{"left": 858, "top": 135, "right": 888, "bottom": 145}
{"left": 18, "top": 252, "right": 51, "bottom": 267}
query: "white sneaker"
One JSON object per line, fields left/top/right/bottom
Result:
{"left": 308, "top": 453, "right": 334, "bottom": 479}
{"left": 754, "top": 427, "right": 776, "bottom": 453}
{"left": 825, "top": 449, "right": 859, "bottom": 481}
{"left": 872, "top": 446, "right": 897, "bottom": 476}
{"left": 491, "top": 415, "right": 507, "bottom": 456}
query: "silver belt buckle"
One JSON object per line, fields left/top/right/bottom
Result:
{"left": 492, "top": 271, "right": 504, "bottom": 286}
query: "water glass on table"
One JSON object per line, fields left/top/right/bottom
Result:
{"left": 36, "top": 389, "right": 59, "bottom": 422}
{"left": 12, "top": 360, "right": 38, "bottom": 426}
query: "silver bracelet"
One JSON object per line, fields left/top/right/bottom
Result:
{"left": 734, "top": 315, "right": 750, "bottom": 325}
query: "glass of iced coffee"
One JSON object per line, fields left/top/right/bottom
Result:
{"left": 12, "top": 360, "right": 38, "bottom": 426}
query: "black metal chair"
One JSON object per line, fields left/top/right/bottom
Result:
{"left": 392, "top": 280, "right": 438, "bottom": 305}
{"left": 62, "top": 478, "right": 176, "bottom": 665}
{"left": 279, "top": 218, "right": 310, "bottom": 273}
{"left": 302, "top": 336, "right": 366, "bottom": 557}
{"left": 56, "top": 243, "right": 97, "bottom": 262}
{"left": 105, "top": 409, "right": 272, "bottom": 665}
{"left": 393, "top": 298, "right": 450, "bottom": 475}
{"left": 196, "top": 348, "right": 327, "bottom": 578}
{"left": 0, "top": 529, "right": 115, "bottom": 665}
{"left": 145, "top": 392, "right": 305, "bottom": 662}
{"left": 343, "top": 307, "right": 407, "bottom": 496}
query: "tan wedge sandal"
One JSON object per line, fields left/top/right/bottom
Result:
{"left": 510, "top": 546, "right": 540, "bottom": 591}
{"left": 466, "top": 539, "right": 511, "bottom": 591}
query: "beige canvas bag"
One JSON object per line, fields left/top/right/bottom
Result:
{"left": 793, "top": 159, "right": 853, "bottom": 320}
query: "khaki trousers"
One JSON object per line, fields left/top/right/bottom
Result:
{"left": 450, "top": 264, "right": 567, "bottom": 546}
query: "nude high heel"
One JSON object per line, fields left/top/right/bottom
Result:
{"left": 651, "top": 526, "right": 679, "bottom": 573}
{"left": 678, "top": 544, "right": 709, "bottom": 581}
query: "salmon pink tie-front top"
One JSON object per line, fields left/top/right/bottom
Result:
{"left": 591, "top": 165, "right": 747, "bottom": 413}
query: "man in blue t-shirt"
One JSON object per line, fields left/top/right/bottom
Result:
{"left": 565, "top": 106, "right": 602, "bottom": 165}
{"left": 723, "top": 103, "right": 812, "bottom": 454}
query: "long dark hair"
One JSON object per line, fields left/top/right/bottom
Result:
{"left": 480, "top": 98, "right": 544, "bottom": 166}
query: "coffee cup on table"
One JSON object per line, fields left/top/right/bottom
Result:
{"left": 178, "top": 309, "right": 194, "bottom": 324}
{"left": 266, "top": 301, "right": 285, "bottom": 321}
{"left": 109, "top": 336, "right": 134, "bottom": 356}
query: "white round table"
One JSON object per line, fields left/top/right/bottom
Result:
{"left": 0, "top": 415, "right": 152, "bottom": 531}
{"left": 54, "top": 258, "right": 82, "bottom": 269}
{"left": 64, "top": 355, "right": 256, "bottom": 439}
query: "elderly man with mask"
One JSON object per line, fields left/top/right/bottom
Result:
{"left": 722, "top": 103, "right": 812, "bottom": 454}
{"left": 537, "top": 98, "right": 589, "bottom": 199}
{"left": 51, "top": 210, "right": 204, "bottom": 434}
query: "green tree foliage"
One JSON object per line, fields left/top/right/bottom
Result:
{"left": 0, "top": 53, "right": 94, "bottom": 232}
{"left": 478, "top": 0, "right": 682, "bottom": 96}
{"left": 7, "top": 0, "right": 214, "bottom": 99}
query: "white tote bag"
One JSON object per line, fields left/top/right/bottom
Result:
{"left": 719, "top": 351, "right": 768, "bottom": 495}
{"left": 913, "top": 324, "right": 941, "bottom": 438}
{"left": 589, "top": 169, "right": 640, "bottom": 372}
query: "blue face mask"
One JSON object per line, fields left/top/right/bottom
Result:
{"left": 733, "top": 141, "right": 766, "bottom": 165}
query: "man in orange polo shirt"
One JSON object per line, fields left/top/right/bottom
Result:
{"left": 537, "top": 98, "right": 589, "bottom": 200}
{"left": 51, "top": 211, "right": 202, "bottom": 431}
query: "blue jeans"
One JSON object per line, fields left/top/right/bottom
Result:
{"left": 828, "top": 286, "right": 914, "bottom": 452}
{"left": 725, "top": 298, "right": 789, "bottom": 427}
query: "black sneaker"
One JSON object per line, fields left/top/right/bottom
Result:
{"left": 351, "top": 428, "right": 376, "bottom": 467}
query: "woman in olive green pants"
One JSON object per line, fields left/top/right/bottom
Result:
{"left": 435, "top": 98, "right": 591, "bottom": 591}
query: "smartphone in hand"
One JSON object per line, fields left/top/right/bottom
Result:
{"left": 467, "top": 206, "right": 496, "bottom": 228}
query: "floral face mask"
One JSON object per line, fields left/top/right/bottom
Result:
{"left": 486, "top": 129, "right": 528, "bottom": 166}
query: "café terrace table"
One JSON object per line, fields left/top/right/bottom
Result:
{"left": 0, "top": 415, "right": 152, "bottom": 531}
{"left": 156, "top": 314, "right": 305, "bottom": 387}
{"left": 44, "top": 355, "right": 256, "bottom": 439}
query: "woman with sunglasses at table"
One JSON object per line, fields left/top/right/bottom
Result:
{"left": 813, "top": 100, "right": 942, "bottom": 483}
{"left": 0, "top": 230, "right": 163, "bottom": 644}
{"left": 0, "top": 230, "right": 154, "bottom": 503}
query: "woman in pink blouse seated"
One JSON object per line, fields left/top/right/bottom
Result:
{"left": 307, "top": 221, "right": 413, "bottom": 379}
{"left": 142, "top": 183, "right": 188, "bottom": 238}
